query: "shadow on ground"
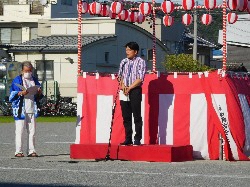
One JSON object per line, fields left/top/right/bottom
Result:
{"left": 0, "top": 183, "right": 92, "bottom": 187}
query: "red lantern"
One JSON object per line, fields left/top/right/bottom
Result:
{"left": 238, "top": 0, "right": 248, "bottom": 11}
{"left": 182, "top": 0, "right": 195, "bottom": 11}
{"left": 163, "top": 15, "right": 174, "bottom": 27}
{"left": 79, "top": 1, "right": 89, "bottom": 14}
{"left": 139, "top": 2, "right": 152, "bottom": 16}
{"left": 247, "top": 0, "right": 250, "bottom": 13}
{"left": 109, "top": 11, "right": 117, "bottom": 19}
{"left": 100, "top": 4, "right": 110, "bottom": 17}
{"left": 204, "top": 0, "right": 217, "bottom": 10}
{"left": 110, "top": 1, "right": 123, "bottom": 14}
{"left": 227, "top": 12, "right": 238, "bottom": 24}
{"left": 89, "top": 2, "right": 102, "bottom": 15}
{"left": 182, "top": 13, "right": 193, "bottom": 26}
{"left": 118, "top": 9, "right": 129, "bottom": 21}
{"left": 201, "top": 14, "right": 213, "bottom": 25}
{"left": 137, "top": 12, "right": 145, "bottom": 23}
{"left": 127, "top": 11, "right": 138, "bottom": 23}
{"left": 227, "top": 0, "right": 247, "bottom": 11}
{"left": 161, "top": 0, "right": 175, "bottom": 15}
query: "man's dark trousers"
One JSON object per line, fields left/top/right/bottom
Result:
{"left": 120, "top": 86, "right": 143, "bottom": 142}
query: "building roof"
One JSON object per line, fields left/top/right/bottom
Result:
{"left": 184, "top": 32, "right": 221, "bottom": 49}
{"left": 9, "top": 35, "right": 117, "bottom": 53}
{"left": 219, "top": 14, "right": 250, "bottom": 47}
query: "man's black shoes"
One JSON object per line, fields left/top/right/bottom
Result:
{"left": 120, "top": 139, "right": 133, "bottom": 146}
{"left": 134, "top": 140, "right": 141, "bottom": 146}
{"left": 120, "top": 139, "right": 142, "bottom": 146}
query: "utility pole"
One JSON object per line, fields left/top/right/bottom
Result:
{"left": 193, "top": 2, "right": 198, "bottom": 61}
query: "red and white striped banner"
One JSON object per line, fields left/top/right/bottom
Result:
{"left": 75, "top": 72, "right": 250, "bottom": 161}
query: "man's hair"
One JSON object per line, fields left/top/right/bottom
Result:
{"left": 125, "top": 42, "right": 139, "bottom": 52}
{"left": 22, "top": 61, "right": 33, "bottom": 70}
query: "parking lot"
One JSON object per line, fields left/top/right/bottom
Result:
{"left": 0, "top": 122, "right": 249, "bottom": 187}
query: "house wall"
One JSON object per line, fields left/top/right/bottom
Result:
{"left": 0, "top": 4, "right": 51, "bottom": 22}
{"left": 227, "top": 45, "right": 250, "bottom": 71}
{"left": 48, "top": 19, "right": 168, "bottom": 72}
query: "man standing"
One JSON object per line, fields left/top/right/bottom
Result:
{"left": 118, "top": 42, "right": 146, "bottom": 146}
{"left": 9, "top": 61, "right": 42, "bottom": 157}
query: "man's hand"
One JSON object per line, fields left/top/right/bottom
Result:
{"left": 18, "top": 90, "right": 28, "bottom": 96}
{"left": 123, "top": 86, "right": 130, "bottom": 96}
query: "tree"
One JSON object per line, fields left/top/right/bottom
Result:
{"left": 162, "top": 54, "right": 212, "bottom": 72}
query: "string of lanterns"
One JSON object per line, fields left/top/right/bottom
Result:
{"left": 76, "top": 0, "right": 250, "bottom": 73}
{"left": 78, "top": 0, "right": 250, "bottom": 26}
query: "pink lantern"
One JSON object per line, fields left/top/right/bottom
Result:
{"left": 89, "top": 2, "right": 102, "bottom": 15}
{"left": 109, "top": 11, "right": 117, "bottom": 19}
{"left": 227, "top": 12, "right": 238, "bottom": 24}
{"left": 110, "top": 1, "right": 123, "bottom": 14}
{"left": 163, "top": 15, "right": 174, "bottom": 27}
{"left": 100, "top": 4, "right": 110, "bottom": 17}
{"left": 139, "top": 2, "right": 152, "bottom": 16}
{"left": 127, "top": 11, "right": 138, "bottom": 23}
{"left": 227, "top": 0, "right": 247, "bottom": 11}
{"left": 161, "top": 0, "right": 175, "bottom": 15}
{"left": 80, "top": 1, "right": 89, "bottom": 14}
{"left": 201, "top": 14, "right": 213, "bottom": 25}
{"left": 204, "top": 0, "right": 217, "bottom": 10}
{"left": 118, "top": 9, "right": 129, "bottom": 21}
{"left": 182, "top": 13, "right": 193, "bottom": 26}
{"left": 182, "top": 0, "right": 195, "bottom": 11}
{"left": 137, "top": 12, "right": 145, "bottom": 23}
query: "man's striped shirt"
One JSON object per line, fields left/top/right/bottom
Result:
{"left": 118, "top": 56, "right": 146, "bottom": 87}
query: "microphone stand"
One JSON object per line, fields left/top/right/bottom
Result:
{"left": 103, "top": 84, "right": 120, "bottom": 161}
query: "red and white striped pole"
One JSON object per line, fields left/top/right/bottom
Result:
{"left": 152, "top": 0, "right": 156, "bottom": 72}
{"left": 77, "top": 0, "right": 82, "bottom": 75}
{"left": 222, "top": 0, "right": 227, "bottom": 70}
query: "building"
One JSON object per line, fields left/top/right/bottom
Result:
{"left": 8, "top": 18, "right": 169, "bottom": 99}
{"left": 218, "top": 14, "right": 250, "bottom": 71}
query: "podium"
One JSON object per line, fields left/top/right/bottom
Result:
{"left": 70, "top": 144, "right": 193, "bottom": 162}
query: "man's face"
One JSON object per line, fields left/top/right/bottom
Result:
{"left": 126, "top": 47, "right": 137, "bottom": 59}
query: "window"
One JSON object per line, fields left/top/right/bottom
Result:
{"left": 105, "top": 52, "right": 109, "bottom": 63}
{"left": 0, "top": 28, "right": 22, "bottom": 44}
{"left": 61, "top": 0, "right": 72, "bottom": 5}
{"left": 141, "top": 48, "right": 146, "bottom": 57}
{"left": 147, "top": 49, "right": 153, "bottom": 61}
{"left": 30, "top": 28, "right": 38, "bottom": 40}
{"left": 35, "top": 60, "right": 54, "bottom": 81}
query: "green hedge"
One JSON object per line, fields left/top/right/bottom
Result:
{"left": 162, "top": 54, "right": 213, "bottom": 72}
{"left": 0, "top": 116, "right": 77, "bottom": 124}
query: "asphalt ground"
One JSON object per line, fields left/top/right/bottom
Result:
{"left": 0, "top": 122, "right": 249, "bottom": 187}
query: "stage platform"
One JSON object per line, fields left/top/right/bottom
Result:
{"left": 70, "top": 144, "right": 193, "bottom": 162}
